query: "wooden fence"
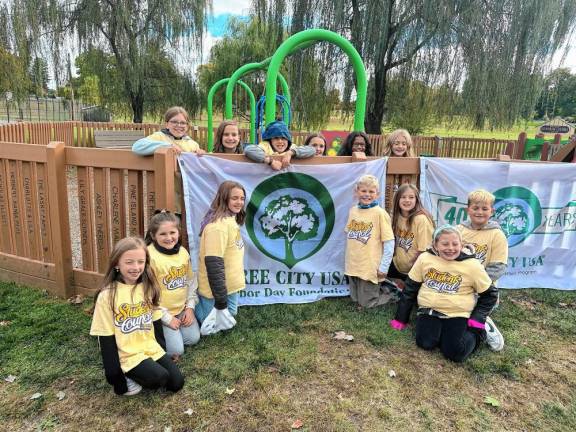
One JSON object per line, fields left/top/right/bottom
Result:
{"left": 0, "top": 138, "right": 434, "bottom": 298}
{"left": 0, "top": 121, "right": 521, "bottom": 159}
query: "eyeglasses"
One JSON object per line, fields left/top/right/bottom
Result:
{"left": 168, "top": 120, "right": 188, "bottom": 126}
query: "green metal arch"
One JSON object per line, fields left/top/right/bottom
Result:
{"left": 265, "top": 29, "right": 367, "bottom": 131}
{"left": 224, "top": 63, "right": 291, "bottom": 124}
{"left": 207, "top": 78, "right": 255, "bottom": 152}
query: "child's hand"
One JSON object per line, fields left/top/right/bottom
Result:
{"left": 281, "top": 151, "right": 293, "bottom": 168}
{"left": 390, "top": 319, "right": 407, "bottom": 330}
{"left": 270, "top": 159, "right": 283, "bottom": 170}
{"left": 196, "top": 148, "right": 206, "bottom": 156}
{"left": 377, "top": 271, "right": 387, "bottom": 280}
{"left": 180, "top": 308, "right": 196, "bottom": 327}
{"left": 168, "top": 317, "right": 181, "bottom": 330}
{"left": 171, "top": 144, "right": 183, "bottom": 154}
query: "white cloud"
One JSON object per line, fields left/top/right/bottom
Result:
{"left": 212, "top": 0, "right": 251, "bottom": 16}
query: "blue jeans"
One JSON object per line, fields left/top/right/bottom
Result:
{"left": 194, "top": 292, "right": 240, "bottom": 323}
{"left": 162, "top": 310, "right": 200, "bottom": 356}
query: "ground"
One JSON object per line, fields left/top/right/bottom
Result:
{"left": 1, "top": 282, "right": 575, "bottom": 432}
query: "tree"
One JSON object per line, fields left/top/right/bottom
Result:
{"left": 259, "top": 195, "right": 319, "bottom": 268}
{"left": 2, "top": 0, "right": 209, "bottom": 122}
{"left": 0, "top": 47, "right": 29, "bottom": 99}
{"left": 536, "top": 68, "right": 576, "bottom": 119}
{"left": 29, "top": 57, "right": 49, "bottom": 96}
{"left": 253, "top": 0, "right": 576, "bottom": 132}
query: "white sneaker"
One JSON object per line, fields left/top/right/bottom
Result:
{"left": 123, "top": 378, "right": 142, "bottom": 396}
{"left": 484, "top": 317, "right": 504, "bottom": 352}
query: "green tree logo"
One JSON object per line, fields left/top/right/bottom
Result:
{"left": 259, "top": 196, "right": 319, "bottom": 266}
{"left": 493, "top": 186, "right": 542, "bottom": 247}
{"left": 247, "top": 173, "right": 335, "bottom": 268}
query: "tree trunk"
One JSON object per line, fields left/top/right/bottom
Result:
{"left": 365, "top": 68, "right": 388, "bottom": 134}
{"left": 130, "top": 86, "right": 144, "bottom": 123}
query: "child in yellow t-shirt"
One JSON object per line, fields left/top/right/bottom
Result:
{"left": 389, "top": 184, "right": 435, "bottom": 287}
{"left": 90, "top": 237, "right": 184, "bottom": 396}
{"left": 196, "top": 181, "right": 247, "bottom": 335}
{"left": 145, "top": 210, "right": 200, "bottom": 359}
{"left": 390, "top": 225, "right": 504, "bottom": 361}
{"left": 457, "top": 189, "right": 508, "bottom": 284}
{"left": 344, "top": 174, "right": 396, "bottom": 308}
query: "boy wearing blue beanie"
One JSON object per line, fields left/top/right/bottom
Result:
{"left": 244, "top": 121, "right": 315, "bottom": 170}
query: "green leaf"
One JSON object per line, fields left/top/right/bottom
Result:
{"left": 483, "top": 396, "right": 500, "bottom": 407}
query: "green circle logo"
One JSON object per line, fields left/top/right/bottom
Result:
{"left": 493, "top": 186, "right": 542, "bottom": 247}
{"left": 246, "top": 173, "right": 335, "bottom": 268}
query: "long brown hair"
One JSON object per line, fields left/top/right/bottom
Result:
{"left": 164, "top": 106, "right": 189, "bottom": 123}
{"left": 303, "top": 133, "right": 327, "bottom": 155}
{"left": 200, "top": 181, "right": 246, "bottom": 234}
{"left": 213, "top": 120, "right": 242, "bottom": 154}
{"left": 391, "top": 184, "right": 434, "bottom": 234}
{"left": 93, "top": 237, "right": 160, "bottom": 313}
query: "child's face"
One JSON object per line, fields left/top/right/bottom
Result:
{"left": 467, "top": 200, "right": 494, "bottom": 228}
{"left": 152, "top": 221, "right": 180, "bottom": 249}
{"left": 434, "top": 232, "right": 462, "bottom": 261}
{"left": 391, "top": 137, "right": 408, "bottom": 156}
{"left": 356, "top": 184, "right": 379, "bottom": 206}
{"left": 309, "top": 137, "right": 326, "bottom": 156}
{"left": 399, "top": 190, "right": 417, "bottom": 215}
{"left": 271, "top": 137, "right": 289, "bottom": 153}
{"left": 222, "top": 125, "right": 240, "bottom": 152}
{"left": 118, "top": 248, "right": 147, "bottom": 285}
{"left": 351, "top": 136, "right": 367, "bottom": 153}
{"left": 166, "top": 113, "right": 188, "bottom": 139}
{"left": 228, "top": 187, "right": 245, "bottom": 214}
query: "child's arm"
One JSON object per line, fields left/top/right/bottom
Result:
{"left": 243, "top": 144, "right": 267, "bottom": 163}
{"left": 290, "top": 145, "right": 316, "bottom": 159}
{"left": 204, "top": 256, "right": 229, "bottom": 310}
{"left": 391, "top": 277, "right": 422, "bottom": 326}
{"left": 378, "top": 239, "right": 395, "bottom": 276}
{"left": 485, "top": 262, "right": 507, "bottom": 282}
{"left": 181, "top": 274, "right": 199, "bottom": 326}
{"left": 98, "top": 336, "right": 128, "bottom": 395}
{"left": 153, "top": 319, "right": 167, "bottom": 351}
{"left": 469, "top": 284, "right": 498, "bottom": 325}
{"left": 132, "top": 134, "right": 172, "bottom": 156}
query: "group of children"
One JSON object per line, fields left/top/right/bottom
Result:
{"left": 91, "top": 106, "right": 508, "bottom": 396}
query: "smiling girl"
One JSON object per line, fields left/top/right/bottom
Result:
{"left": 145, "top": 210, "right": 200, "bottom": 359}
{"left": 213, "top": 120, "right": 242, "bottom": 154}
{"left": 390, "top": 225, "right": 504, "bottom": 362}
{"left": 196, "top": 181, "right": 247, "bottom": 335}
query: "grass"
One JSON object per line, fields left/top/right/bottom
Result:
{"left": 1, "top": 281, "right": 575, "bottom": 431}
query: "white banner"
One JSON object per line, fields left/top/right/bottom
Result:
{"left": 420, "top": 157, "right": 576, "bottom": 289}
{"left": 180, "top": 155, "right": 388, "bottom": 304}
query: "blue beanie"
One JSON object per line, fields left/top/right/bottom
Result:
{"left": 262, "top": 121, "right": 292, "bottom": 147}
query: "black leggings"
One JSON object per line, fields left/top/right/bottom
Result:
{"left": 126, "top": 354, "right": 184, "bottom": 392}
{"left": 388, "top": 261, "right": 408, "bottom": 281}
{"left": 415, "top": 315, "right": 482, "bottom": 363}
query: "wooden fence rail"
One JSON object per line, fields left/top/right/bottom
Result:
{"left": 0, "top": 121, "right": 520, "bottom": 159}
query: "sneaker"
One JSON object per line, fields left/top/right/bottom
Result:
{"left": 123, "top": 378, "right": 142, "bottom": 396}
{"left": 484, "top": 317, "right": 504, "bottom": 352}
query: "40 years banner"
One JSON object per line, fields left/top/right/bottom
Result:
{"left": 420, "top": 157, "right": 576, "bottom": 289}
{"left": 180, "top": 155, "right": 388, "bottom": 304}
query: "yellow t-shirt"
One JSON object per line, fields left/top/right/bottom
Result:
{"left": 393, "top": 213, "right": 434, "bottom": 274}
{"left": 90, "top": 283, "right": 164, "bottom": 372}
{"left": 198, "top": 216, "right": 245, "bottom": 298}
{"left": 408, "top": 253, "right": 492, "bottom": 318}
{"left": 344, "top": 206, "right": 395, "bottom": 284}
{"left": 146, "top": 131, "right": 200, "bottom": 153}
{"left": 457, "top": 225, "right": 508, "bottom": 267}
{"left": 148, "top": 245, "right": 194, "bottom": 316}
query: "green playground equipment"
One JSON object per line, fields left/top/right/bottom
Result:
{"left": 264, "top": 29, "right": 367, "bottom": 131}
{"left": 207, "top": 78, "right": 255, "bottom": 152}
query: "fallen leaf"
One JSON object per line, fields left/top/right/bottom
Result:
{"left": 56, "top": 391, "right": 66, "bottom": 401}
{"left": 483, "top": 396, "right": 500, "bottom": 407}
{"left": 30, "top": 392, "right": 43, "bottom": 400}
{"left": 164, "top": 427, "right": 173, "bottom": 432}
{"left": 5, "top": 375, "right": 17, "bottom": 383}
{"left": 225, "top": 387, "right": 235, "bottom": 395}
{"left": 525, "top": 359, "right": 534, "bottom": 365}
{"left": 291, "top": 419, "right": 304, "bottom": 429}
{"left": 67, "top": 294, "right": 85, "bottom": 305}
{"left": 333, "top": 331, "right": 354, "bottom": 341}
{"left": 388, "top": 369, "right": 397, "bottom": 378}
{"left": 183, "top": 408, "right": 193, "bottom": 416}
{"left": 0, "top": 320, "right": 12, "bottom": 326}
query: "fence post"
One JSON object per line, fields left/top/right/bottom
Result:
{"left": 516, "top": 132, "right": 527, "bottom": 159}
{"left": 504, "top": 141, "right": 515, "bottom": 157}
{"left": 540, "top": 142, "right": 549, "bottom": 161}
{"left": 434, "top": 136, "right": 441, "bottom": 156}
{"left": 154, "top": 147, "right": 176, "bottom": 211}
{"left": 46, "top": 141, "right": 73, "bottom": 298}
